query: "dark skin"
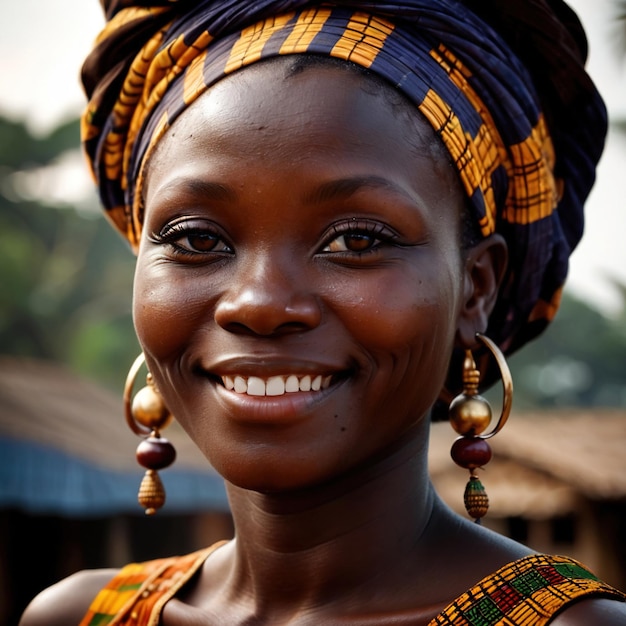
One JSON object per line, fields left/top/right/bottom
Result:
{"left": 20, "top": 58, "right": 626, "bottom": 625}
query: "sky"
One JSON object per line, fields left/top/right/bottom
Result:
{"left": 1, "top": 0, "right": 625, "bottom": 314}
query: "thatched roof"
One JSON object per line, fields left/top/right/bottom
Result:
{"left": 0, "top": 356, "right": 227, "bottom": 516}
{"left": 0, "top": 356, "right": 211, "bottom": 470}
{"left": 429, "top": 409, "right": 626, "bottom": 519}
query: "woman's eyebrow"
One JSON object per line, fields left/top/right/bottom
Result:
{"left": 154, "top": 178, "right": 236, "bottom": 202}
{"left": 305, "top": 176, "right": 414, "bottom": 205}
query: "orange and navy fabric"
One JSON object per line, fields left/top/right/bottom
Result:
{"left": 80, "top": 0, "right": 607, "bottom": 366}
{"left": 79, "top": 549, "right": 625, "bottom": 625}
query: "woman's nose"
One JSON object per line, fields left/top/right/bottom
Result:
{"left": 214, "top": 258, "right": 322, "bottom": 336}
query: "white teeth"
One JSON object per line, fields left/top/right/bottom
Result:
{"left": 247, "top": 376, "right": 265, "bottom": 396}
{"left": 285, "top": 375, "right": 299, "bottom": 393}
{"left": 222, "top": 374, "right": 333, "bottom": 396}
{"left": 266, "top": 376, "right": 285, "bottom": 396}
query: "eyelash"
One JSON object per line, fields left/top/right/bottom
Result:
{"left": 150, "top": 220, "right": 233, "bottom": 258}
{"left": 319, "top": 219, "right": 400, "bottom": 258}
{"left": 150, "top": 217, "right": 400, "bottom": 261}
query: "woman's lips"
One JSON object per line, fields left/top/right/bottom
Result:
{"left": 221, "top": 374, "right": 332, "bottom": 396}
{"left": 211, "top": 371, "right": 346, "bottom": 425}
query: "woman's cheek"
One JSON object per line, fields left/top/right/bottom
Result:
{"left": 333, "top": 265, "right": 451, "bottom": 351}
{"left": 132, "top": 262, "right": 202, "bottom": 359}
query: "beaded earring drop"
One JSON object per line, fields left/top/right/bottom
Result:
{"left": 124, "top": 353, "right": 176, "bottom": 515}
{"left": 449, "top": 333, "right": 513, "bottom": 523}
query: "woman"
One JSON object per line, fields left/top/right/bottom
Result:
{"left": 20, "top": 1, "right": 626, "bottom": 624}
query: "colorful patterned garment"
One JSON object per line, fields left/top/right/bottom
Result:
{"left": 78, "top": 542, "right": 226, "bottom": 626}
{"left": 432, "top": 554, "right": 626, "bottom": 625}
{"left": 80, "top": 1, "right": 607, "bottom": 379}
{"left": 79, "top": 549, "right": 625, "bottom": 625}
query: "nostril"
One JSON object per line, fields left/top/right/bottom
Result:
{"left": 278, "top": 320, "right": 318, "bottom": 334}
{"left": 214, "top": 290, "right": 323, "bottom": 336}
{"left": 220, "top": 320, "right": 315, "bottom": 337}
{"left": 219, "top": 321, "right": 259, "bottom": 335}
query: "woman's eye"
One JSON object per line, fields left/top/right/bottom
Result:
{"left": 320, "top": 220, "right": 399, "bottom": 257}
{"left": 324, "top": 233, "right": 380, "bottom": 253}
{"left": 151, "top": 220, "right": 232, "bottom": 257}
{"left": 177, "top": 232, "right": 229, "bottom": 253}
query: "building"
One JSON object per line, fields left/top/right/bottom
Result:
{"left": 430, "top": 410, "right": 626, "bottom": 590}
{"left": 2, "top": 356, "right": 625, "bottom": 623}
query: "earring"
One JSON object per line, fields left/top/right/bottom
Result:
{"left": 448, "top": 333, "right": 513, "bottom": 524}
{"left": 124, "top": 353, "right": 176, "bottom": 515}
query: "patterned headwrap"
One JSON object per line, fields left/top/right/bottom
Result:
{"left": 81, "top": 0, "right": 606, "bottom": 379}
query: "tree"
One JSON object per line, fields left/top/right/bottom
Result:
{"left": 504, "top": 291, "right": 626, "bottom": 409}
{"left": 0, "top": 115, "right": 137, "bottom": 390}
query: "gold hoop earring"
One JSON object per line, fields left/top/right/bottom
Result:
{"left": 124, "top": 353, "right": 176, "bottom": 515}
{"left": 448, "top": 333, "right": 513, "bottom": 523}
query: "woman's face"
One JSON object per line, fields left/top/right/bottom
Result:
{"left": 135, "top": 59, "right": 470, "bottom": 492}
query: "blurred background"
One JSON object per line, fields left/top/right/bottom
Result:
{"left": 0, "top": 1, "right": 625, "bottom": 624}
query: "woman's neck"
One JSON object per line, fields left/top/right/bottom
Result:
{"left": 220, "top": 422, "right": 440, "bottom": 615}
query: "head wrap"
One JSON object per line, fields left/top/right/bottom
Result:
{"left": 81, "top": 0, "right": 607, "bottom": 382}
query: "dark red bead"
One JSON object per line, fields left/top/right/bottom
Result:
{"left": 450, "top": 437, "right": 492, "bottom": 470}
{"left": 136, "top": 436, "right": 176, "bottom": 470}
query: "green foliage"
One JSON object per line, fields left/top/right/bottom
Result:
{"left": 0, "top": 114, "right": 137, "bottom": 391}
{"left": 614, "top": 118, "right": 626, "bottom": 136}
{"left": 503, "top": 292, "right": 626, "bottom": 409}
{"left": 0, "top": 117, "right": 80, "bottom": 169}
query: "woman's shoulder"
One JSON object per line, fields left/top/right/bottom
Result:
{"left": 551, "top": 596, "right": 626, "bottom": 625}
{"left": 18, "top": 568, "right": 119, "bottom": 626}
{"left": 431, "top": 513, "right": 626, "bottom": 626}
{"left": 18, "top": 544, "right": 226, "bottom": 626}
{"left": 444, "top": 549, "right": 626, "bottom": 626}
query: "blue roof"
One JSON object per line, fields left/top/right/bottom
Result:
{"left": 0, "top": 357, "right": 231, "bottom": 517}
{"left": 0, "top": 437, "right": 229, "bottom": 517}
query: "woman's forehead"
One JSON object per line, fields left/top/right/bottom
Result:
{"left": 145, "top": 58, "right": 456, "bottom": 198}
{"left": 141, "top": 59, "right": 466, "bottom": 250}
{"left": 151, "top": 56, "right": 444, "bottom": 165}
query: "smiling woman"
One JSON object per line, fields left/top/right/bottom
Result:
{"left": 134, "top": 58, "right": 470, "bottom": 494}
{"left": 19, "top": 1, "right": 626, "bottom": 625}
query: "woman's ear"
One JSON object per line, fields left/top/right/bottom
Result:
{"left": 456, "top": 234, "right": 508, "bottom": 348}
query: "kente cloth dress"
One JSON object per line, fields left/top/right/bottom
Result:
{"left": 79, "top": 546, "right": 626, "bottom": 625}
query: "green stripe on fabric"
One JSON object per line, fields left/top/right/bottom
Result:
{"left": 510, "top": 569, "right": 549, "bottom": 596}
{"left": 87, "top": 613, "right": 115, "bottom": 626}
{"left": 464, "top": 596, "right": 504, "bottom": 626}
{"left": 554, "top": 562, "right": 599, "bottom": 581}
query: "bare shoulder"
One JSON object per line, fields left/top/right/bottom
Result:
{"left": 18, "top": 568, "right": 118, "bottom": 626}
{"left": 550, "top": 597, "right": 626, "bottom": 625}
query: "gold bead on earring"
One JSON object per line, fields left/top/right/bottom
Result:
{"left": 449, "top": 333, "right": 513, "bottom": 523}
{"left": 124, "top": 353, "right": 176, "bottom": 515}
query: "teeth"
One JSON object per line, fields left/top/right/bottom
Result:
{"left": 247, "top": 377, "right": 265, "bottom": 396}
{"left": 222, "top": 374, "right": 333, "bottom": 396}
{"left": 285, "top": 375, "right": 299, "bottom": 392}
{"left": 266, "top": 376, "right": 285, "bottom": 396}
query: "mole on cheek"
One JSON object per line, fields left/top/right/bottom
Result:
{"left": 332, "top": 413, "right": 347, "bottom": 433}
